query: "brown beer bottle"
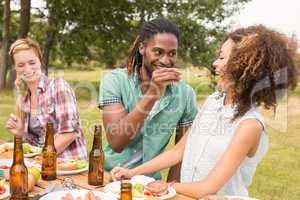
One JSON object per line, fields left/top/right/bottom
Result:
{"left": 120, "top": 182, "right": 132, "bottom": 200}
{"left": 9, "top": 136, "right": 29, "bottom": 200}
{"left": 88, "top": 125, "right": 104, "bottom": 186}
{"left": 41, "top": 122, "right": 57, "bottom": 180}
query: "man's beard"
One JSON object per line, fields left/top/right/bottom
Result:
{"left": 142, "top": 51, "right": 154, "bottom": 79}
{"left": 144, "top": 62, "right": 154, "bottom": 79}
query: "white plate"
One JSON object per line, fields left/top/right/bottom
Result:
{"left": 2, "top": 143, "right": 41, "bottom": 158}
{"left": 0, "top": 159, "right": 40, "bottom": 167}
{"left": 0, "top": 183, "right": 10, "bottom": 200}
{"left": 56, "top": 166, "right": 88, "bottom": 175}
{"left": 24, "top": 152, "right": 41, "bottom": 158}
{"left": 24, "top": 144, "right": 42, "bottom": 158}
{"left": 0, "top": 159, "right": 41, "bottom": 179}
{"left": 104, "top": 175, "right": 176, "bottom": 200}
{"left": 40, "top": 189, "right": 118, "bottom": 200}
{"left": 56, "top": 159, "right": 88, "bottom": 175}
{"left": 0, "top": 159, "right": 12, "bottom": 166}
{"left": 0, "top": 160, "right": 10, "bottom": 180}
{"left": 225, "top": 196, "right": 259, "bottom": 200}
{"left": 0, "top": 159, "right": 88, "bottom": 176}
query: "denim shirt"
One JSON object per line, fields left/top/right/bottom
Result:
{"left": 99, "top": 67, "right": 198, "bottom": 179}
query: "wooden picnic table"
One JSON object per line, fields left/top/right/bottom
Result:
{"left": 0, "top": 140, "right": 195, "bottom": 200}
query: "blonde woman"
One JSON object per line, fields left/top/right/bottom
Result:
{"left": 6, "top": 38, "right": 87, "bottom": 160}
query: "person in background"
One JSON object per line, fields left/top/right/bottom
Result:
{"left": 99, "top": 18, "right": 198, "bottom": 180}
{"left": 110, "top": 25, "right": 298, "bottom": 198}
{"left": 6, "top": 38, "right": 87, "bottom": 160}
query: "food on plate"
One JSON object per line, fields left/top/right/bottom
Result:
{"left": 105, "top": 176, "right": 173, "bottom": 199}
{"left": 57, "top": 162, "right": 77, "bottom": 171}
{"left": 0, "top": 178, "right": 6, "bottom": 195}
{"left": 28, "top": 173, "right": 35, "bottom": 192}
{"left": 0, "top": 143, "right": 13, "bottom": 154}
{"left": 0, "top": 165, "right": 9, "bottom": 169}
{"left": 132, "top": 183, "right": 144, "bottom": 197}
{"left": 0, "top": 145, "right": 5, "bottom": 154}
{"left": 23, "top": 143, "right": 41, "bottom": 154}
{"left": 60, "top": 191, "right": 102, "bottom": 200}
{"left": 0, "top": 165, "right": 10, "bottom": 179}
{"left": 23, "top": 143, "right": 31, "bottom": 154}
{"left": 0, "top": 162, "right": 41, "bottom": 181}
{"left": 28, "top": 166, "right": 41, "bottom": 183}
{"left": 27, "top": 167, "right": 41, "bottom": 192}
{"left": 0, "top": 143, "right": 41, "bottom": 155}
{"left": 57, "top": 159, "right": 87, "bottom": 171}
{"left": 144, "top": 180, "right": 169, "bottom": 197}
{"left": 116, "top": 181, "right": 168, "bottom": 198}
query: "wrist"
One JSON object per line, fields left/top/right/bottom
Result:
{"left": 168, "top": 181, "right": 177, "bottom": 188}
{"left": 146, "top": 82, "right": 165, "bottom": 99}
{"left": 129, "top": 168, "right": 137, "bottom": 177}
{"left": 145, "top": 89, "right": 161, "bottom": 101}
{"left": 16, "top": 130, "right": 25, "bottom": 137}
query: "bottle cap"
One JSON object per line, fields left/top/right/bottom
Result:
{"left": 121, "top": 182, "right": 132, "bottom": 192}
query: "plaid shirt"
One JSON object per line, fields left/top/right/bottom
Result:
{"left": 22, "top": 74, "right": 87, "bottom": 160}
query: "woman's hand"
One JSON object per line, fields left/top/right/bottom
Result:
{"left": 6, "top": 113, "right": 24, "bottom": 137}
{"left": 109, "top": 167, "right": 135, "bottom": 182}
{"left": 60, "top": 191, "right": 102, "bottom": 200}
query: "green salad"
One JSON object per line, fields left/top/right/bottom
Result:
{"left": 72, "top": 159, "right": 88, "bottom": 169}
{"left": 22, "top": 143, "right": 41, "bottom": 154}
{"left": 133, "top": 183, "right": 145, "bottom": 197}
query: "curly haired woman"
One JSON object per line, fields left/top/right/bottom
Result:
{"left": 109, "top": 25, "right": 298, "bottom": 199}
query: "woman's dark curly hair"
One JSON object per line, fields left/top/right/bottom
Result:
{"left": 222, "top": 25, "right": 298, "bottom": 120}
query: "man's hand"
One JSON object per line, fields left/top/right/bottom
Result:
{"left": 147, "top": 68, "right": 181, "bottom": 98}
{"left": 6, "top": 113, "right": 24, "bottom": 137}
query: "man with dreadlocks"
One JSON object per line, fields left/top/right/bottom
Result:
{"left": 99, "top": 18, "right": 198, "bottom": 180}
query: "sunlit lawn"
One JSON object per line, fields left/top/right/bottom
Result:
{"left": 0, "top": 68, "right": 299, "bottom": 200}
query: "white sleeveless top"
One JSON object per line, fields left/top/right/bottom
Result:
{"left": 181, "top": 92, "right": 269, "bottom": 196}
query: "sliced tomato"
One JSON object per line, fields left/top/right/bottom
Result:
{"left": 0, "top": 165, "right": 9, "bottom": 169}
{"left": 153, "top": 193, "right": 160, "bottom": 197}
{"left": 144, "top": 191, "right": 160, "bottom": 197}
{"left": 144, "top": 191, "right": 153, "bottom": 196}
{"left": 0, "top": 187, "right": 6, "bottom": 195}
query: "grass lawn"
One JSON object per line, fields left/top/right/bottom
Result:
{"left": 0, "top": 68, "right": 299, "bottom": 199}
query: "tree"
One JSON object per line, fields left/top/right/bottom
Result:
{"left": 0, "top": 0, "right": 11, "bottom": 89}
{"left": 42, "top": 0, "right": 61, "bottom": 75}
{"left": 165, "top": 0, "right": 250, "bottom": 68}
{"left": 1, "top": 0, "right": 251, "bottom": 90}
{"left": 295, "top": 53, "right": 300, "bottom": 72}
{"left": 19, "top": 0, "right": 30, "bottom": 38}
{"left": 51, "top": 0, "right": 137, "bottom": 68}
{"left": 6, "top": 0, "right": 31, "bottom": 89}
{"left": 44, "top": 0, "right": 250, "bottom": 69}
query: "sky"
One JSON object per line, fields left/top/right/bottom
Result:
{"left": 228, "top": 0, "right": 300, "bottom": 46}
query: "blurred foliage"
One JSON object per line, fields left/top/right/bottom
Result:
{"left": 1, "top": 0, "right": 251, "bottom": 70}
{"left": 296, "top": 53, "right": 300, "bottom": 70}
{"left": 0, "top": 0, "right": 22, "bottom": 41}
